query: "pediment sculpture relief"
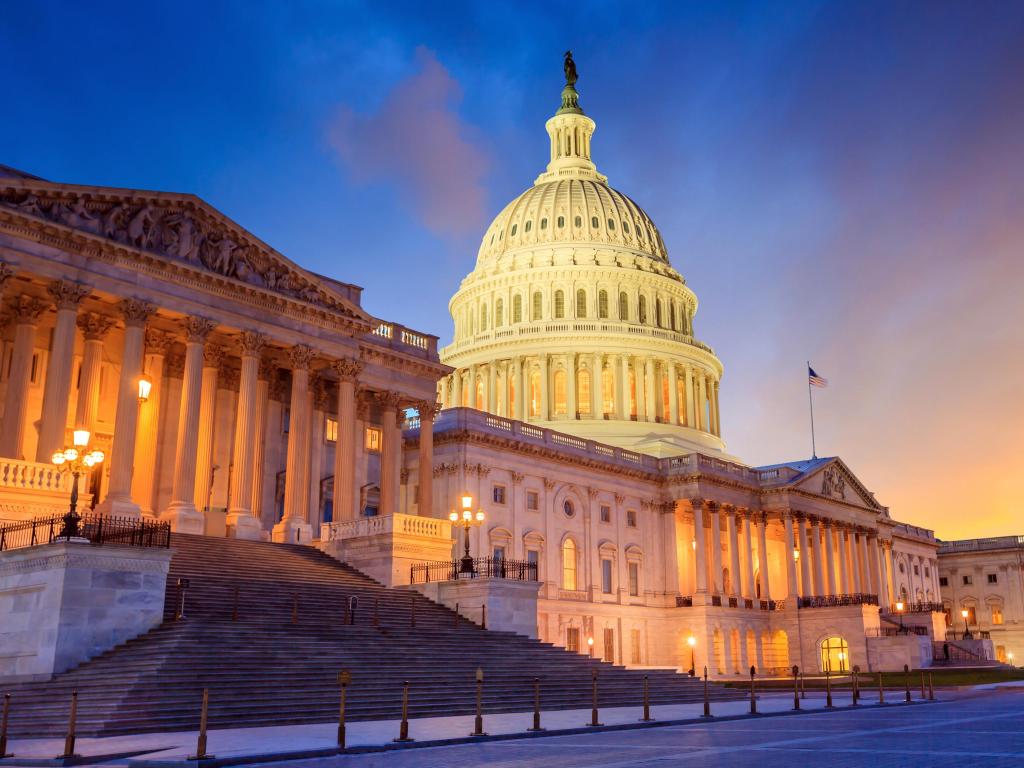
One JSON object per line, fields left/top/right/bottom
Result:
{"left": 820, "top": 465, "right": 846, "bottom": 499}
{"left": 2, "top": 190, "right": 357, "bottom": 316}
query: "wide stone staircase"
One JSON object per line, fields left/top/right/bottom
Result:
{"left": 4, "top": 534, "right": 741, "bottom": 736}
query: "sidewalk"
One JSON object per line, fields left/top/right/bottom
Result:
{"left": 1, "top": 690, "right": 933, "bottom": 767}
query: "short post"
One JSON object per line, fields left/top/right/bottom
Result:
{"left": 348, "top": 596, "right": 358, "bottom": 626}
{"left": 1, "top": 693, "right": 12, "bottom": 758}
{"left": 175, "top": 577, "right": 190, "bottom": 620}
{"left": 394, "top": 681, "right": 413, "bottom": 742}
{"left": 792, "top": 665, "right": 800, "bottom": 710}
{"left": 702, "top": 666, "right": 711, "bottom": 718}
{"left": 750, "top": 665, "right": 757, "bottom": 714}
{"left": 188, "top": 689, "right": 213, "bottom": 760}
{"left": 919, "top": 670, "right": 926, "bottom": 700}
{"left": 291, "top": 593, "right": 298, "bottom": 624}
{"left": 481, "top": 603, "right": 487, "bottom": 630}
{"left": 337, "top": 670, "right": 351, "bottom": 749}
{"left": 528, "top": 677, "right": 544, "bottom": 731}
{"left": 904, "top": 664, "right": 911, "bottom": 703}
{"left": 825, "top": 669, "right": 833, "bottom": 708}
{"left": 588, "top": 669, "right": 603, "bottom": 726}
{"left": 800, "top": 671, "right": 806, "bottom": 700}
{"left": 878, "top": 671, "right": 885, "bottom": 704}
{"left": 231, "top": 586, "right": 239, "bottom": 622}
{"left": 639, "top": 674, "right": 654, "bottom": 722}
{"left": 373, "top": 598, "right": 379, "bottom": 627}
{"left": 471, "top": 667, "right": 486, "bottom": 736}
{"left": 852, "top": 665, "right": 860, "bottom": 705}
{"left": 928, "top": 672, "right": 935, "bottom": 701}
{"left": 60, "top": 690, "right": 78, "bottom": 759}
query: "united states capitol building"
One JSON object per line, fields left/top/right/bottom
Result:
{"left": 0, "top": 62, "right": 1017, "bottom": 684}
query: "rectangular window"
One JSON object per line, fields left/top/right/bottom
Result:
{"left": 600, "top": 504, "right": 611, "bottom": 523}
{"left": 603, "top": 628, "right": 615, "bottom": 662}
{"left": 924, "top": 567, "right": 931, "bottom": 577}
{"left": 601, "top": 559, "right": 613, "bottom": 594}
{"left": 630, "top": 629, "right": 641, "bottom": 665}
{"left": 939, "top": 576, "right": 948, "bottom": 587}
{"left": 325, "top": 417, "right": 338, "bottom": 442}
{"left": 493, "top": 546, "right": 505, "bottom": 561}
{"left": 566, "top": 627, "right": 580, "bottom": 653}
{"left": 364, "top": 427, "right": 382, "bottom": 452}
{"left": 492, "top": 485, "right": 506, "bottom": 504}
{"left": 626, "top": 509, "right": 637, "bottom": 527}
{"left": 913, "top": 565, "right": 919, "bottom": 576}
{"left": 962, "top": 575, "right": 972, "bottom": 586}
{"left": 987, "top": 573, "right": 998, "bottom": 584}
{"left": 992, "top": 606, "right": 1003, "bottom": 625}
{"left": 526, "top": 491, "right": 539, "bottom": 510}
{"left": 628, "top": 562, "right": 639, "bottom": 597}
{"left": 967, "top": 606, "right": 977, "bottom": 625}
{"left": 527, "top": 549, "right": 539, "bottom": 569}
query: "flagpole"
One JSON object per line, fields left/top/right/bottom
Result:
{"left": 807, "top": 361, "right": 817, "bottom": 459}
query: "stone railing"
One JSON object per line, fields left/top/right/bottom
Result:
{"left": 367, "top": 320, "right": 439, "bottom": 360}
{"left": 320, "top": 512, "right": 452, "bottom": 543}
{"left": 558, "top": 589, "right": 589, "bottom": 602}
{"left": 0, "top": 458, "right": 84, "bottom": 524}
{"left": 0, "top": 459, "right": 73, "bottom": 493}
{"left": 938, "top": 535, "right": 1024, "bottom": 554}
{"left": 798, "top": 593, "right": 878, "bottom": 609}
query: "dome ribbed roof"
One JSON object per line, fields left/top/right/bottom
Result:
{"left": 475, "top": 178, "right": 668, "bottom": 266}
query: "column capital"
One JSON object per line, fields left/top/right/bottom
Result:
{"left": 0, "top": 262, "right": 16, "bottom": 288}
{"left": 183, "top": 316, "right": 217, "bottom": 343}
{"left": 77, "top": 311, "right": 116, "bottom": 340}
{"left": 288, "top": 343, "right": 316, "bottom": 371}
{"left": 333, "top": 357, "right": 363, "bottom": 382}
{"left": 46, "top": 280, "right": 90, "bottom": 310}
{"left": 706, "top": 500, "right": 721, "bottom": 513}
{"left": 415, "top": 400, "right": 439, "bottom": 420}
{"left": 238, "top": 330, "right": 267, "bottom": 358}
{"left": 689, "top": 497, "right": 706, "bottom": 511}
{"left": 720, "top": 503, "right": 736, "bottom": 515}
{"left": 119, "top": 298, "right": 156, "bottom": 327}
{"left": 203, "top": 343, "right": 226, "bottom": 369}
{"left": 144, "top": 328, "right": 174, "bottom": 355}
{"left": 375, "top": 390, "right": 404, "bottom": 411}
{"left": 10, "top": 295, "right": 47, "bottom": 325}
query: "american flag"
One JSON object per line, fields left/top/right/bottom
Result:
{"left": 808, "top": 366, "right": 828, "bottom": 388}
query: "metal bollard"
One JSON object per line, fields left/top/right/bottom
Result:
{"left": 60, "top": 690, "right": 78, "bottom": 759}
{"left": 471, "top": 667, "right": 486, "bottom": 736}
{"left": 702, "top": 666, "right": 711, "bottom": 718}
{"left": 825, "top": 669, "right": 833, "bottom": 708}
{"left": 878, "top": 671, "right": 885, "bottom": 704}
{"left": 337, "top": 670, "right": 351, "bottom": 749}
{"left": 482, "top": 604, "right": 486, "bottom": 630}
{"left": 903, "top": 664, "right": 911, "bottom": 703}
{"left": 1, "top": 693, "right": 12, "bottom": 758}
{"left": 750, "top": 666, "right": 757, "bottom": 714}
{"left": 587, "top": 669, "right": 603, "bottom": 726}
{"left": 394, "top": 681, "right": 413, "bottom": 742}
{"left": 800, "top": 672, "right": 806, "bottom": 700}
{"left": 852, "top": 665, "right": 860, "bottom": 705}
{"left": 928, "top": 672, "right": 935, "bottom": 701}
{"left": 292, "top": 593, "right": 298, "bottom": 625}
{"left": 639, "top": 674, "right": 654, "bottom": 722}
{"left": 527, "top": 677, "right": 544, "bottom": 731}
{"left": 188, "top": 689, "right": 213, "bottom": 760}
{"left": 919, "top": 670, "right": 926, "bottom": 700}
{"left": 792, "top": 665, "right": 800, "bottom": 710}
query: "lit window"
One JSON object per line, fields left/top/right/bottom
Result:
{"left": 562, "top": 539, "right": 578, "bottom": 590}
{"left": 601, "top": 559, "right": 613, "bottom": 594}
{"left": 566, "top": 627, "right": 580, "bottom": 652}
{"left": 577, "top": 369, "right": 591, "bottom": 415}
{"left": 553, "top": 370, "right": 567, "bottom": 415}
{"left": 526, "top": 491, "right": 539, "bottom": 510}
{"left": 325, "top": 417, "right": 338, "bottom": 442}
{"left": 601, "top": 367, "right": 614, "bottom": 415}
{"left": 992, "top": 606, "right": 1004, "bottom": 625}
{"left": 820, "top": 636, "right": 849, "bottom": 673}
{"left": 600, "top": 505, "right": 611, "bottom": 523}
{"left": 626, "top": 509, "right": 637, "bottom": 527}
{"left": 529, "top": 369, "right": 541, "bottom": 417}
{"left": 630, "top": 628, "right": 641, "bottom": 663}
{"left": 493, "top": 485, "right": 506, "bottom": 504}
{"left": 364, "top": 427, "right": 382, "bottom": 452}
{"left": 628, "top": 562, "right": 639, "bottom": 597}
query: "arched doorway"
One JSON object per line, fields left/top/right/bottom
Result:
{"left": 820, "top": 636, "right": 849, "bottom": 673}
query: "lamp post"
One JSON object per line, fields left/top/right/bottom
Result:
{"left": 587, "top": 636, "right": 594, "bottom": 658}
{"left": 895, "top": 600, "right": 905, "bottom": 634}
{"left": 960, "top": 608, "right": 971, "bottom": 640}
{"left": 687, "top": 634, "right": 697, "bottom": 677}
{"left": 448, "top": 493, "right": 485, "bottom": 575}
{"left": 1008, "top": 652, "right": 1015, "bottom": 667}
{"left": 50, "top": 429, "right": 104, "bottom": 540}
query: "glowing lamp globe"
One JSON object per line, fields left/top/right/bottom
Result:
{"left": 73, "top": 429, "right": 90, "bottom": 447}
{"left": 137, "top": 374, "right": 153, "bottom": 402}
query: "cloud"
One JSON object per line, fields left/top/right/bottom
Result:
{"left": 327, "top": 47, "right": 490, "bottom": 239}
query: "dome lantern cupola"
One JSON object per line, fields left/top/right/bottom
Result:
{"left": 536, "top": 51, "right": 607, "bottom": 185}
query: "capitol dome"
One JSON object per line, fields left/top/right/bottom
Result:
{"left": 438, "top": 58, "right": 725, "bottom": 457}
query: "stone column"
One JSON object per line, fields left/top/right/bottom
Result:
{"left": 273, "top": 344, "right": 315, "bottom": 543}
{"left": 683, "top": 364, "right": 695, "bottom": 427}
{"left": 742, "top": 510, "right": 756, "bottom": 600}
{"left": 810, "top": 518, "right": 825, "bottom": 597}
{"left": 452, "top": 368, "right": 463, "bottom": 409}
{"left": 413, "top": 401, "right": 436, "bottom": 517}
{"left": 331, "top": 358, "right": 361, "bottom": 522}
{"left": 225, "top": 331, "right": 265, "bottom": 539}
{"left": 797, "top": 515, "right": 811, "bottom": 597}
{"left": 97, "top": 299, "right": 155, "bottom": 517}
{"left": 634, "top": 357, "right": 646, "bottom": 422}
{"left": 74, "top": 312, "right": 116, "bottom": 434}
{"left": 668, "top": 362, "right": 679, "bottom": 425}
{"left": 783, "top": 513, "right": 799, "bottom": 599}
{"left": 307, "top": 378, "right": 327, "bottom": 524}
{"left": 160, "top": 317, "right": 216, "bottom": 533}
{"left": 249, "top": 358, "right": 273, "bottom": 525}
{"left": 726, "top": 506, "right": 741, "bottom": 599}
{"left": 824, "top": 520, "right": 837, "bottom": 596}
{"left": 377, "top": 390, "right": 402, "bottom": 517}
{"left": 849, "top": 531, "right": 863, "bottom": 593}
{"left": 616, "top": 354, "right": 628, "bottom": 419}
{"left": 131, "top": 329, "right": 172, "bottom": 517}
{"left": 36, "top": 281, "right": 89, "bottom": 462}
{"left": 712, "top": 380, "right": 721, "bottom": 436}
{"left": 837, "top": 527, "right": 850, "bottom": 593}
{"left": 868, "top": 534, "right": 884, "bottom": 605}
{"left": 709, "top": 501, "right": 723, "bottom": 595}
{"left": 538, "top": 355, "right": 549, "bottom": 419}
{"left": 885, "top": 542, "right": 896, "bottom": 606}
{"left": 192, "top": 344, "right": 224, "bottom": 512}
{"left": 696, "top": 372, "right": 708, "bottom": 431}
{"left": 591, "top": 352, "right": 602, "bottom": 418}
{"left": 756, "top": 513, "right": 771, "bottom": 600}
{"left": 566, "top": 354, "right": 577, "bottom": 418}
{"left": 467, "top": 363, "right": 478, "bottom": 410}
{"left": 487, "top": 363, "right": 497, "bottom": 414}
{"left": 691, "top": 499, "right": 708, "bottom": 595}
{"left": 0, "top": 296, "right": 46, "bottom": 458}
{"left": 858, "top": 531, "right": 873, "bottom": 595}
{"left": 644, "top": 357, "right": 656, "bottom": 422}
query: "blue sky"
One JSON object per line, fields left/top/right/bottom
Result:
{"left": 3, "top": 2, "right": 1023, "bottom": 536}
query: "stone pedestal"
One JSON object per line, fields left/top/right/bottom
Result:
{"left": 273, "top": 518, "right": 313, "bottom": 545}
{"left": 0, "top": 541, "right": 171, "bottom": 682}
{"left": 226, "top": 512, "right": 263, "bottom": 540}
{"left": 412, "top": 577, "right": 542, "bottom": 639}
{"left": 160, "top": 506, "right": 205, "bottom": 535}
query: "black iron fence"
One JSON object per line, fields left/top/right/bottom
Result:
{"left": 867, "top": 625, "right": 930, "bottom": 637}
{"left": 675, "top": 594, "right": 784, "bottom": 611}
{"left": 883, "top": 601, "right": 944, "bottom": 614}
{"left": 410, "top": 557, "right": 537, "bottom": 584}
{"left": 798, "top": 593, "right": 878, "bottom": 609}
{"left": 0, "top": 513, "right": 171, "bottom": 552}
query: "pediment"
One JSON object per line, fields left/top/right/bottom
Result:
{"left": 793, "top": 458, "right": 885, "bottom": 512}
{"left": 0, "top": 180, "right": 369, "bottom": 322}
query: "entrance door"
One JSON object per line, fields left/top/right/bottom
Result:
{"left": 603, "top": 628, "right": 615, "bottom": 662}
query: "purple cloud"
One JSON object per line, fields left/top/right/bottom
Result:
{"left": 327, "top": 47, "right": 490, "bottom": 239}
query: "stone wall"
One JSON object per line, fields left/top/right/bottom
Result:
{"left": 412, "top": 577, "right": 542, "bottom": 639}
{"left": 0, "top": 541, "right": 171, "bottom": 682}
{"left": 866, "top": 634, "right": 933, "bottom": 671}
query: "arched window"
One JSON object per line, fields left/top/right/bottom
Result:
{"left": 576, "top": 289, "right": 587, "bottom": 318}
{"left": 562, "top": 539, "right": 578, "bottom": 590}
{"left": 540, "top": 218, "right": 548, "bottom": 230}
{"left": 618, "top": 292, "right": 628, "bottom": 321}
{"left": 475, "top": 377, "right": 484, "bottom": 410}
{"left": 629, "top": 370, "right": 637, "bottom": 417}
{"left": 554, "top": 290, "right": 565, "bottom": 319}
{"left": 513, "top": 294, "right": 523, "bottom": 323}
{"left": 622, "top": 221, "right": 630, "bottom": 235}
{"left": 557, "top": 216, "right": 565, "bottom": 228}
{"left": 553, "top": 369, "right": 567, "bottom": 415}
{"left": 524, "top": 220, "right": 532, "bottom": 233}
{"left": 638, "top": 296, "right": 647, "bottom": 324}
{"left": 495, "top": 298, "right": 504, "bottom": 327}
{"left": 510, "top": 224, "right": 517, "bottom": 236}
{"left": 607, "top": 218, "right": 615, "bottom": 231}
{"left": 591, "top": 216, "right": 599, "bottom": 228}
{"left": 601, "top": 367, "right": 614, "bottom": 415}
{"left": 655, "top": 299, "right": 663, "bottom": 327}
{"left": 578, "top": 368, "right": 591, "bottom": 415}
{"left": 820, "top": 636, "right": 849, "bottom": 673}
{"left": 575, "top": 215, "right": 582, "bottom": 227}
{"left": 532, "top": 291, "right": 542, "bottom": 321}
{"left": 529, "top": 368, "right": 541, "bottom": 417}
{"left": 480, "top": 304, "right": 488, "bottom": 332}
{"left": 598, "top": 290, "right": 609, "bottom": 319}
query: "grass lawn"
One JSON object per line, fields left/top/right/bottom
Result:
{"left": 724, "top": 667, "right": 1024, "bottom": 690}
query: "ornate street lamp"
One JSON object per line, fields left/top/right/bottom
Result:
{"left": 50, "top": 429, "right": 104, "bottom": 540}
{"left": 687, "top": 634, "right": 697, "bottom": 677}
{"left": 960, "top": 608, "right": 972, "bottom": 640}
{"left": 449, "top": 492, "right": 485, "bottom": 575}
{"left": 137, "top": 374, "right": 153, "bottom": 403}
{"left": 587, "top": 636, "right": 594, "bottom": 658}
{"left": 895, "top": 600, "right": 906, "bottom": 633}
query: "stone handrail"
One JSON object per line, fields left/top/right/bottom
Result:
{"left": 367, "top": 321, "right": 439, "bottom": 360}
{"left": 320, "top": 512, "right": 452, "bottom": 543}
{"left": 0, "top": 458, "right": 73, "bottom": 493}
{"left": 938, "top": 535, "right": 1024, "bottom": 553}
